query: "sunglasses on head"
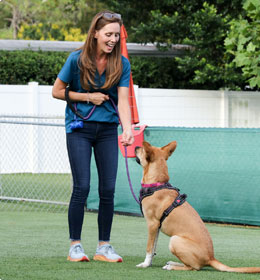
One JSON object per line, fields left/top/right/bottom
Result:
{"left": 101, "top": 12, "right": 122, "bottom": 20}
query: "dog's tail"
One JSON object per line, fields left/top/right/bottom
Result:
{"left": 209, "top": 259, "right": 260, "bottom": 273}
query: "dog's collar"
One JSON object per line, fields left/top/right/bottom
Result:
{"left": 141, "top": 182, "right": 166, "bottom": 188}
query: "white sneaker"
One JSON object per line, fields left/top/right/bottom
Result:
{"left": 67, "top": 243, "right": 89, "bottom": 262}
{"left": 93, "top": 244, "right": 123, "bottom": 263}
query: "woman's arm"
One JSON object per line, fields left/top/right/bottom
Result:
{"left": 118, "top": 86, "right": 134, "bottom": 146}
{"left": 52, "top": 77, "right": 109, "bottom": 105}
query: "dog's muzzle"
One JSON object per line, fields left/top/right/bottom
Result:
{"left": 135, "top": 156, "right": 141, "bottom": 165}
{"left": 135, "top": 146, "right": 141, "bottom": 165}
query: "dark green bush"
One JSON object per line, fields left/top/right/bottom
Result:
{"left": 0, "top": 50, "right": 248, "bottom": 89}
{"left": 130, "top": 56, "right": 197, "bottom": 89}
{"left": 0, "top": 50, "right": 199, "bottom": 88}
{"left": 0, "top": 50, "right": 69, "bottom": 85}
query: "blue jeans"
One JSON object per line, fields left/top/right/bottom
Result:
{"left": 66, "top": 121, "right": 118, "bottom": 242}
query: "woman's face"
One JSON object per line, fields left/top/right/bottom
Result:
{"left": 95, "top": 22, "right": 120, "bottom": 55}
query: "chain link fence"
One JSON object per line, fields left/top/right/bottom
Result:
{"left": 1, "top": 115, "right": 260, "bottom": 226}
{"left": 0, "top": 115, "right": 71, "bottom": 212}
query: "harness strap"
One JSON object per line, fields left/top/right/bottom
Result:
{"left": 141, "top": 182, "right": 164, "bottom": 188}
{"left": 139, "top": 182, "right": 180, "bottom": 215}
{"left": 139, "top": 182, "right": 180, "bottom": 204}
{"left": 159, "top": 193, "right": 187, "bottom": 229}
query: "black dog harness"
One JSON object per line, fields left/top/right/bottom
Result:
{"left": 139, "top": 182, "right": 187, "bottom": 229}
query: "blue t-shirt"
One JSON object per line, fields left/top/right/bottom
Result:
{"left": 58, "top": 50, "right": 131, "bottom": 133}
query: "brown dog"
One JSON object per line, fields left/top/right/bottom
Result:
{"left": 135, "top": 141, "right": 260, "bottom": 273}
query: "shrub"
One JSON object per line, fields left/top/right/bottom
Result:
{"left": 0, "top": 50, "right": 189, "bottom": 88}
{"left": 18, "top": 23, "right": 87, "bottom": 42}
{"left": 0, "top": 50, "right": 69, "bottom": 85}
{"left": 225, "top": 0, "right": 260, "bottom": 89}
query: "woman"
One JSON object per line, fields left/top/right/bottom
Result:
{"left": 52, "top": 11, "right": 134, "bottom": 263}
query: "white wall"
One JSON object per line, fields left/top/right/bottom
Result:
{"left": 0, "top": 83, "right": 260, "bottom": 173}
{"left": 136, "top": 88, "right": 224, "bottom": 127}
{"left": 134, "top": 88, "right": 260, "bottom": 128}
{"left": 0, "top": 82, "right": 66, "bottom": 116}
{"left": 1, "top": 82, "right": 259, "bottom": 127}
{"left": 227, "top": 92, "right": 260, "bottom": 128}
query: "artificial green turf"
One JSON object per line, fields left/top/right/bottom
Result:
{"left": 1, "top": 211, "right": 260, "bottom": 280}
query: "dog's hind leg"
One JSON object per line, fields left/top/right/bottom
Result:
{"left": 164, "top": 235, "right": 206, "bottom": 271}
{"left": 165, "top": 261, "right": 185, "bottom": 267}
{"left": 163, "top": 262, "right": 194, "bottom": 271}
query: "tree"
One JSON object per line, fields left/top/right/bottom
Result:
{"left": 106, "top": 0, "right": 248, "bottom": 90}
{"left": 225, "top": 0, "right": 260, "bottom": 89}
{"left": 0, "top": 0, "right": 108, "bottom": 39}
{"left": 0, "top": 0, "right": 43, "bottom": 39}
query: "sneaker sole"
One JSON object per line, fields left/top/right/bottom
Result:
{"left": 67, "top": 255, "right": 90, "bottom": 262}
{"left": 93, "top": 255, "right": 123, "bottom": 263}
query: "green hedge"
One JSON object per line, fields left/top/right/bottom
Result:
{"left": 0, "top": 50, "right": 69, "bottom": 85}
{"left": 0, "top": 50, "right": 198, "bottom": 89}
{"left": 0, "top": 50, "right": 248, "bottom": 89}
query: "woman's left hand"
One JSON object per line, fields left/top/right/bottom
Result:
{"left": 120, "top": 128, "right": 134, "bottom": 146}
{"left": 117, "top": 86, "right": 134, "bottom": 146}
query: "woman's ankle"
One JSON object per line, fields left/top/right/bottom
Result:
{"left": 70, "top": 240, "right": 81, "bottom": 246}
{"left": 98, "top": 241, "right": 109, "bottom": 246}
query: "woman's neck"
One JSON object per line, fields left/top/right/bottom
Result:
{"left": 96, "top": 53, "right": 107, "bottom": 75}
{"left": 96, "top": 50, "right": 107, "bottom": 62}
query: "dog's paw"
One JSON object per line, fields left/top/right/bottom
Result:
{"left": 162, "top": 264, "right": 173, "bottom": 270}
{"left": 162, "top": 261, "right": 183, "bottom": 270}
{"left": 136, "top": 262, "right": 151, "bottom": 268}
{"left": 166, "top": 261, "right": 181, "bottom": 266}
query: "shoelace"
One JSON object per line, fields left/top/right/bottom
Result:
{"left": 73, "top": 244, "right": 84, "bottom": 254}
{"left": 103, "top": 245, "right": 115, "bottom": 254}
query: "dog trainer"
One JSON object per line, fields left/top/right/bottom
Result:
{"left": 52, "top": 11, "right": 134, "bottom": 263}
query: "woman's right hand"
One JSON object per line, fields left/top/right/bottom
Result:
{"left": 52, "top": 78, "right": 109, "bottom": 105}
{"left": 88, "top": 92, "right": 109, "bottom": 105}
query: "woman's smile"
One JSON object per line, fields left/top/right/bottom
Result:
{"left": 95, "top": 22, "right": 120, "bottom": 54}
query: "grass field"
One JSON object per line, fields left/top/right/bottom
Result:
{"left": 0, "top": 173, "right": 71, "bottom": 205}
{"left": 1, "top": 211, "right": 260, "bottom": 280}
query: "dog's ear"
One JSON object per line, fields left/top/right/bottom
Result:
{"left": 162, "top": 141, "right": 177, "bottom": 160}
{"left": 143, "top": 141, "right": 155, "bottom": 162}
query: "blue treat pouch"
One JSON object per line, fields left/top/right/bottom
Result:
{"left": 70, "top": 120, "right": 83, "bottom": 130}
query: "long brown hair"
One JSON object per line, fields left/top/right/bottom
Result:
{"left": 79, "top": 11, "right": 123, "bottom": 91}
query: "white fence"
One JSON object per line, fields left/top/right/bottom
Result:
{"left": 0, "top": 82, "right": 65, "bottom": 116}
{"left": 0, "top": 83, "right": 260, "bottom": 174}
{"left": 135, "top": 88, "right": 260, "bottom": 128}
{"left": 0, "top": 82, "right": 260, "bottom": 127}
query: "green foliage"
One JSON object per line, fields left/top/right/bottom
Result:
{"left": 0, "top": 2, "right": 12, "bottom": 28}
{"left": 107, "top": 0, "right": 254, "bottom": 90}
{"left": 18, "top": 23, "right": 87, "bottom": 41}
{"left": 175, "top": 3, "right": 228, "bottom": 89}
{"left": 0, "top": 49, "right": 249, "bottom": 90}
{"left": 0, "top": 50, "right": 69, "bottom": 85}
{"left": 130, "top": 56, "right": 194, "bottom": 89}
{"left": 1, "top": 1, "right": 259, "bottom": 89}
{"left": 225, "top": 0, "right": 260, "bottom": 89}
{"left": 0, "top": 27, "right": 13, "bottom": 39}
{"left": 0, "top": 0, "right": 107, "bottom": 38}
{"left": 129, "top": 1, "right": 245, "bottom": 89}
{"left": 0, "top": 0, "right": 44, "bottom": 38}
{"left": 0, "top": 49, "right": 201, "bottom": 88}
